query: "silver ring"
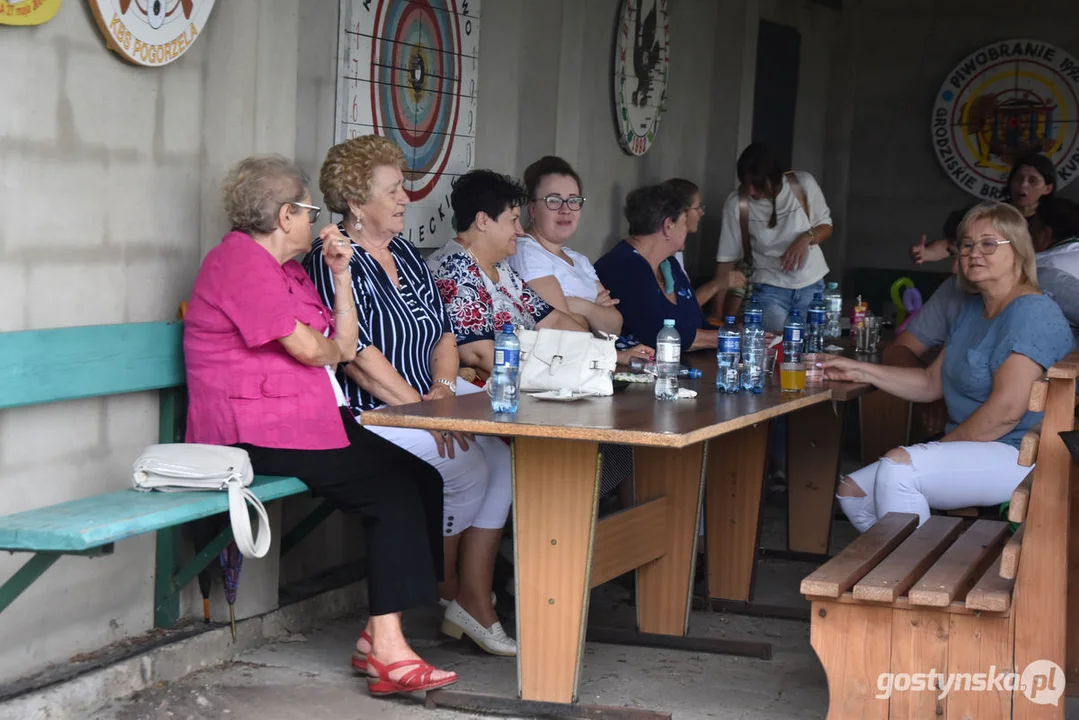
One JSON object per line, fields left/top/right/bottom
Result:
{"left": 336, "top": 240, "right": 347, "bottom": 246}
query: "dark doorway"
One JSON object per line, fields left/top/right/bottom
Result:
{"left": 751, "top": 20, "right": 801, "bottom": 169}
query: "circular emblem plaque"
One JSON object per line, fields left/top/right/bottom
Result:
{"left": 932, "top": 38, "right": 1079, "bottom": 198}
{"left": 89, "top": 0, "right": 215, "bottom": 67}
{"left": 613, "top": 0, "right": 670, "bottom": 156}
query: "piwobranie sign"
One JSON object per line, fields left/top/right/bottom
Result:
{"left": 932, "top": 39, "right": 1079, "bottom": 198}
{"left": 89, "top": 0, "right": 215, "bottom": 67}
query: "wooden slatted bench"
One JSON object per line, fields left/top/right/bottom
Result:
{"left": 802, "top": 352, "right": 1079, "bottom": 720}
{"left": 0, "top": 322, "right": 330, "bottom": 627}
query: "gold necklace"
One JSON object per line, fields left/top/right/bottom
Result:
{"left": 461, "top": 241, "right": 498, "bottom": 281}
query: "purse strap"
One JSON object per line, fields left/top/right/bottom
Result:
{"left": 227, "top": 478, "right": 271, "bottom": 558}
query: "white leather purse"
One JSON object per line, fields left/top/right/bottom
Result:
{"left": 132, "top": 444, "right": 271, "bottom": 559}
{"left": 517, "top": 328, "right": 618, "bottom": 396}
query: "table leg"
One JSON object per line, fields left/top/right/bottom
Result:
{"left": 634, "top": 444, "right": 707, "bottom": 636}
{"left": 859, "top": 390, "right": 910, "bottom": 466}
{"left": 512, "top": 437, "right": 600, "bottom": 704}
{"left": 705, "top": 423, "right": 769, "bottom": 601}
{"left": 787, "top": 401, "right": 846, "bottom": 555}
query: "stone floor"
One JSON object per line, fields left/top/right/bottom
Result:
{"left": 80, "top": 496, "right": 1079, "bottom": 720}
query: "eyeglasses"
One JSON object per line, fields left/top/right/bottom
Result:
{"left": 536, "top": 194, "right": 586, "bottom": 211}
{"left": 689, "top": 204, "right": 707, "bottom": 214}
{"left": 959, "top": 238, "right": 1011, "bottom": 256}
{"left": 290, "top": 202, "right": 322, "bottom": 224}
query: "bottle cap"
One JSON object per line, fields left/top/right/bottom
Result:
{"left": 724, "top": 315, "right": 736, "bottom": 324}
{"left": 502, "top": 323, "right": 515, "bottom": 333}
{"left": 663, "top": 319, "right": 675, "bottom": 327}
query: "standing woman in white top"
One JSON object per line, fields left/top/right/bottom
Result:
{"left": 508, "top": 156, "right": 652, "bottom": 365}
{"left": 709, "top": 143, "right": 834, "bottom": 333}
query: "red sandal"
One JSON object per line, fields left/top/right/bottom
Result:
{"left": 365, "top": 653, "right": 458, "bottom": 696}
{"left": 349, "top": 631, "right": 373, "bottom": 673}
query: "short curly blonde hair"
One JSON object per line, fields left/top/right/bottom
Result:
{"left": 320, "top": 135, "right": 407, "bottom": 214}
{"left": 956, "top": 201, "right": 1039, "bottom": 293}
{"left": 222, "top": 155, "right": 308, "bottom": 235}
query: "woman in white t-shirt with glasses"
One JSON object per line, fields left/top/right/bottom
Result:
{"left": 709, "top": 143, "right": 834, "bottom": 332}
{"left": 508, "top": 155, "right": 652, "bottom": 365}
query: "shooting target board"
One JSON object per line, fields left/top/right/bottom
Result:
{"left": 336, "top": 0, "right": 480, "bottom": 248}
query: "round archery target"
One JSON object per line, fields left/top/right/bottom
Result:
{"left": 371, "top": 0, "right": 462, "bottom": 202}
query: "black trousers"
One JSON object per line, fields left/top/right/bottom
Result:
{"left": 238, "top": 408, "right": 444, "bottom": 616}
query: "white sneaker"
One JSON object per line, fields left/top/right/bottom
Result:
{"left": 439, "top": 591, "right": 496, "bottom": 609}
{"left": 441, "top": 600, "right": 517, "bottom": 656}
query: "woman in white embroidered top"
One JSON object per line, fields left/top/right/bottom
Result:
{"left": 508, "top": 156, "right": 653, "bottom": 366}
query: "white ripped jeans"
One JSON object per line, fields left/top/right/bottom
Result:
{"left": 837, "top": 441, "right": 1029, "bottom": 533}
{"left": 364, "top": 379, "right": 513, "bottom": 537}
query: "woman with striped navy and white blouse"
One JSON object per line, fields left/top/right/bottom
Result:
{"left": 305, "top": 136, "right": 515, "bottom": 659}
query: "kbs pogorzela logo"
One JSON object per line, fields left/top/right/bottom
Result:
{"left": 88, "top": 0, "right": 216, "bottom": 67}
{"left": 932, "top": 39, "right": 1079, "bottom": 199}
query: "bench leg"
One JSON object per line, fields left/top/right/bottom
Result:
{"left": 809, "top": 600, "right": 891, "bottom": 720}
{"left": 0, "top": 553, "right": 60, "bottom": 614}
{"left": 280, "top": 499, "right": 336, "bottom": 558}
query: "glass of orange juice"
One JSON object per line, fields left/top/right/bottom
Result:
{"left": 779, "top": 361, "right": 806, "bottom": 392}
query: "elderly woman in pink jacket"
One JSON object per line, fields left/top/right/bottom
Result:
{"left": 183, "top": 155, "right": 456, "bottom": 697}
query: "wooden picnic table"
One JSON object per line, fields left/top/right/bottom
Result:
{"left": 364, "top": 363, "right": 846, "bottom": 705}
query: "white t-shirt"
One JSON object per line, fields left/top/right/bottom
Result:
{"left": 716, "top": 171, "right": 831, "bottom": 290}
{"left": 1037, "top": 239, "right": 1079, "bottom": 280}
{"left": 507, "top": 235, "right": 600, "bottom": 302}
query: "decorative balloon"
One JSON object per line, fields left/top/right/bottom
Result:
{"left": 890, "top": 277, "right": 915, "bottom": 325}
{"left": 896, "top": 288, "right": 924, "bottom": 335}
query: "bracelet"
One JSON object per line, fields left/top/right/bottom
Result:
{"left": 334, "top": 305, "right": 357, "bottom": 316}
{"left": 805, "top": 227, "right": 818, "bottom": 243}
{"left": 432, "top": 377, "right": 457, "bottom": 395}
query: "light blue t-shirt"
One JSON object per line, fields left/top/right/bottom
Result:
{"left": 942, "top": 293, "right": 1075, "bottom": 448}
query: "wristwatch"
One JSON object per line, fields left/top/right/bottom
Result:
{"left": 432, "top": 378, "right": 457, "bottom": 395}
{"left": 806, "top": 227, "right": 818, "bottom": 243}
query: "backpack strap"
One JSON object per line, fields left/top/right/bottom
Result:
{"left": 785, "top": 170, "right": 811, "bottom": 222}
{"left": 738, "top": 192, "right": 751, "bottom": 263}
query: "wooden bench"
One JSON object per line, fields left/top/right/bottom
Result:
{"left": 0, "top": 322, "right": 333, "bottom": 627}
{"left": 802, "top": 354, "right": 1079, "bottom": 720}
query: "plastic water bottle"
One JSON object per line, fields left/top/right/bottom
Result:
{"left": 806, "top": 292, "right": 826, "bottom": 353}
{"left": 784, "top": 309, "right": 805, "bottom": 364}
{"left": 824, "top": 281, "right": 842, "bottom": 339}
{"left": 655, "top": 319, "right": 681, "bottom": 400}
{"left": 743, "top": 294, "right": 763, "bottom": 328}
{"left": 741, "top": 307, "right": 765, "bottom": 394}
{"left": 491, "top": 324, "right": 520, "bottom": 413}
{"left": 717, "top": 315, "right": 741, "bottom": 394}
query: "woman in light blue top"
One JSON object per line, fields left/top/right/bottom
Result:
{"left": 820, "top": 202, "right": 1074, "bottom": 532}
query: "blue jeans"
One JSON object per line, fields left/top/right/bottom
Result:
{"left": 754, "top": 279, "right": 826, "bottom": 470}
{"left": 754, "top": 279, "right": 826, "bottom": 334}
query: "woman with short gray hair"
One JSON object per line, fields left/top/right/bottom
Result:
{"left": 184, "top": 154, "right": 458, "bottom": 697}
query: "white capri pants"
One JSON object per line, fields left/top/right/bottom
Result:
{"left": 837, "top": 441, "right": 1029, "bottom": 534}
{"left": 364, "top": 379, "right": 512, "bottom": 537}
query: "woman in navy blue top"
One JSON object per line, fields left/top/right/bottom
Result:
{"left": 307, "top": 136, "right": 516, "bottom": 661}
{"left": 595, "top": 184, "right": 718, "bottom": 352}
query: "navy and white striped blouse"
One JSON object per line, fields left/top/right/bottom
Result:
{"left": 304, "top": 230, "right": 453, "bottom": 416}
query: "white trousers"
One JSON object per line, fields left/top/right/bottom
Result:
{"left": 837, "top": 441, "right": 1029, "bottom": 533}
{"left": 365, "top": 379, "right": 513, "bottom": 537}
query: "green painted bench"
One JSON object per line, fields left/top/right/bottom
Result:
{"left": 0, "top": 321, "right": 334, "bottom": 627}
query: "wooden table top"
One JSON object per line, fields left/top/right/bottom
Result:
{"left": 363, "top": 376, "right": 834, "bottom": 449}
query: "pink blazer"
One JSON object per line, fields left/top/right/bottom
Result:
{"left": 183, "top": 232, "right": 349, "bottom": 450}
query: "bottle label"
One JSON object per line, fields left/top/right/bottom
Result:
{"left": 494, "top": 349, "right": 519, "bottom": 368}
{"left": 826, "top": 298, "right": 842, "bottom": 312}
{"left": 808, "top": 309, "right": 826, "bottom": 324}
{"left": 784, "top": 326, "right": 802, "bottom": 343}
{"left": 657, "top": 342, "right": 680, "bottom": 363}
{"left": 718, "top": 336, "right": 740, "bottom": 354}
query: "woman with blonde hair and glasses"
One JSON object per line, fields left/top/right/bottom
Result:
{"left": 820, "top": 201, "right": 1074, "bottom": 533}
{"left": 306, "top": 136, "right": 517, "bottom": 659}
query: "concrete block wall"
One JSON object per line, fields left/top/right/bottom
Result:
{"left": 0, "top": 0, "right": 350, "bottom": 686}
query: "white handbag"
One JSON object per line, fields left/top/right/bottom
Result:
{"left": 517, "top": 328, "right": 618, "bottom": 396}
{"left": 132, "top": 444, "right": 271, "bottom": 559}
